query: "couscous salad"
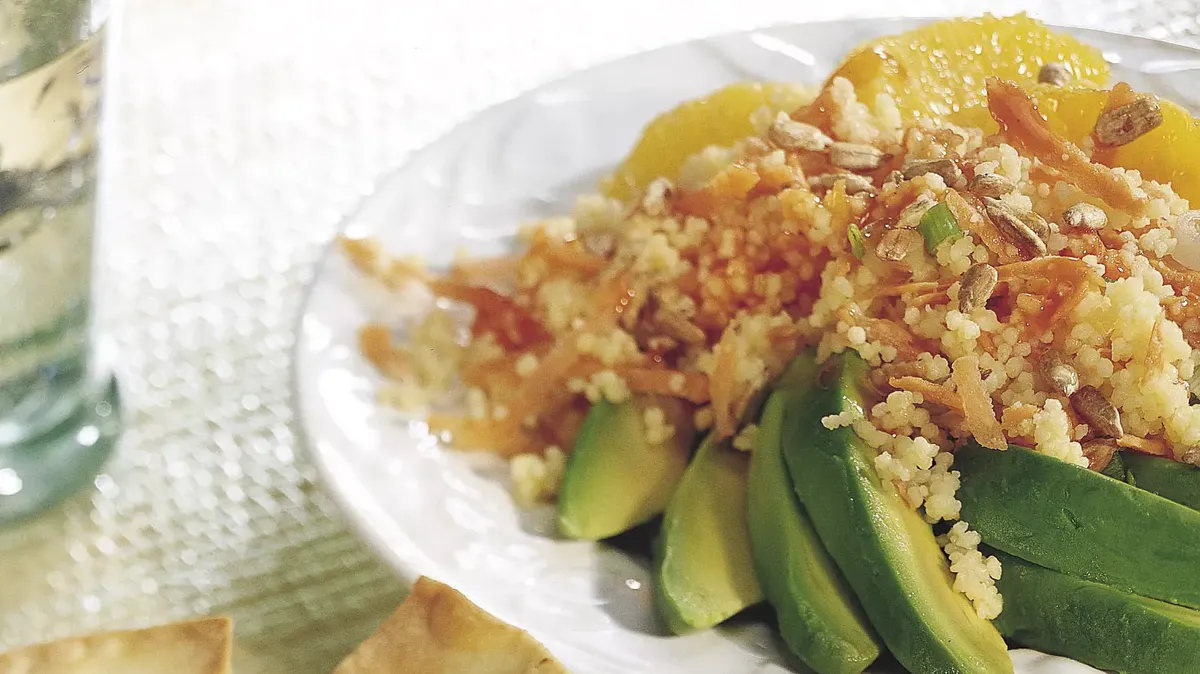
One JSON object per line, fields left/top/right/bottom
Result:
{"left": 341, "top": 14, "right": 1200, "bottom": 674}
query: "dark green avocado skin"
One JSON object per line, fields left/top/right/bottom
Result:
{"left": 1121, "top": 450, "right": 1200, "bottom": 511}
{"left": 957, "top": 442, "right": 1200, "bottom": 610}
{"left": 994, "top": 551, "right": 1200, "bottom": 674}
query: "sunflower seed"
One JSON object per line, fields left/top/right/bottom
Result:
{"left": 810, "top": 172, "right": 876, "bottom": 196}
{"left": 901, "top": 158, "right": 962, "bottom": 185}
{"left": 1081, "top": 438, "right": 1119, "bottom": 472}
{"left": 1020, "top": 209, "right": 1052, "bottom": 241}
{"left": 1039, "top": 351, "right": 1080, "bottom": 397}
{"left": 1181, "top": 447, "right": 1200, "bottom": 467}
{"left": 1094, "top": 97, "right": 1164, "bottom": 147}
{"left": 1063, "top": 202, "right": 1108, "bottom": 230}
{"left": 1070, "top": 385, "right": 1124, "bottom": 438}
{"left": 958, "top": 263, "right": 998, "bottom": 314}
{"left": 768, "top": 116, "right": 833, "bottom": 152}
{"left": 968, "top": 172, "right": 1015, "bottom": 198}
{"left": 651, "top": 307, "right": 706, "bottom": 345}
{"left": 984, "top": 197, "right": 1048, "bottom": 257}
{"left": 829, "top": 142, "right": 885, "bottom": 172}
{"left": 876, "top": 228, "right": 922, "bottom": 262}
{"left": 1038, "top": 62, "right": 1072, "bottom": 86}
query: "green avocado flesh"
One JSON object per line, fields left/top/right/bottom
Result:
{"left": 557, "top": 397, "right": 694, "bottom": 540}
{"left": 654, "top": 431, "right": 761, "bottom": 633}
{"left": 750, "top": 358, "right": 880, "bottom": 674}
{"left": 993, "top": 552, "right": 1200, "bottom": 674}
{"left": 956, "top": 443, "right": 1200, "bottom": 610}
{"left": 781, "top": 352, "right": 1012, "bottom": 674}
{"left": 1121, "top": 450, "right": 1200, "bottom": 511}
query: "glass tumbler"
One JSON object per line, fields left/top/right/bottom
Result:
{"left": 0, "top": 0, "right": 120, "bottom": 524}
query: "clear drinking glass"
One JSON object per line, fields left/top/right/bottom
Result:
{"left": 0, "top": 0, "right": 119, "bottom": 523}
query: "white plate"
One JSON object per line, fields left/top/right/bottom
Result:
{"left": 295, "top": 18, "right": 1200, "bottom": 674}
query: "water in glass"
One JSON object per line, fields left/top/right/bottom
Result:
{"left": 0, "top": 0, "right": 120, "bottom": 523}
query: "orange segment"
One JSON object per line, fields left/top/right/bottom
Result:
{"left": 828, "top": 12, "right": 1200, "bottom": 205}
{"left": 1042, "top": 88, "right": 1200, "bottom": 205}
{"left": 953, "top": 84, "right": 1200, "bottom": 206}
{"left": 601, "top": 82, "right": 812, "bottom": 202}
{"left": 827, "top": 13, "right": 1109, "bottom": 124}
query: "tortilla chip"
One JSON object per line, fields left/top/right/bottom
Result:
{"left": 0, "top": 617, "right": 232, "bottom": 674}
{"left": 334, "top": 576, "right": 566, "bottom": 674}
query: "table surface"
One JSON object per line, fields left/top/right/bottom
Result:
{"left": 0, "top": 0, "right": 1197, "bottom": 671}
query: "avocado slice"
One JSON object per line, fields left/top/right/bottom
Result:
{"left": 654, "top": 431, "right": 761, "bottom": 633}
{"left": 558, "top": 397, "right": 695, "bottom": 540}
{"left": 749, "top": 352, "right": 880, "bottom": 674}
{"left": 781, "top": 352, "right": 1012, "bottom": 674}
{"left": 956, "top": 443, "right": 1200, "bottom": 610}
{"left": 1121, "top": 451, "right": 1200, "bottom": 511}
{"left": 993, "top": 551, "right": 1200, "bottom": 674}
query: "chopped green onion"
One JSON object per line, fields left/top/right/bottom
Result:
{"left": 918, "top": 202, "right": 962, "bottom": 254}
{"left": 847, "top": 221, "right": 866, "bottom": 259}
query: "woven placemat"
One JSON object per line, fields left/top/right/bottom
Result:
{"left": 0, "top": 0, "right": 1195, "bottom": 671}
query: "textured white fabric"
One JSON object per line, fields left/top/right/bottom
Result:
{"left": 0, "top": 1, "right": 1195, "bottom": 671}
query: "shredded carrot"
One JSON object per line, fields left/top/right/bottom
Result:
{"left": 875, "top": 281, "right": 941, "bottom": 298}
{"left": 909, "top": 291, "right": 950, "bottom": 308}
{"left": 994, "top": 256, "right": 1097, "bottom": 334}
{"left": 861, "top": 317, "right": 923, "bottom": 360}
{"left": 427, "top": 279, "right": 552, "bottom": 350}
{"left": 489, "top": 271, "right": 634, "bottom": 453}
{"left": 673, "top": 162, "right": 761, "bottom": 217}
{"left": 461, "top": 355, "right": 523, "bottom": 395}
{"left": 538, "top": 241, "right": 609, "bottom": 275}
{"left": 889, "top": 376, "right": 963, "bottom": 411}
{"left": 590, "top": 270, "right": 637, "bottom": 330}
{"left": 892, "top": 480, "right": 917, "bottom": 510}
{"left": 1117, "top": 434, "right": 1171, "bottom": 457}
{"left": 769, "top": 323, "right": 801, "bottom": 344}
{"left": 449, "top": 255, "right": 520, "bottom": 285}
{"left": 616, "top": 367, "right": 710, "bottom": 404}
{"left": 492, "top": 340, "right": 582, "bottom": 453}
{"left": 427, "top": 415, "right": 541, "bottom": 455}
{"left": 986, "top": 78, "right": 1148, "bottom": 215}
{"left": 976, "top": 331, "right": 997, "bottom": 356}
{"left": 1001, "top": 405, "right": 1037, "bottom": 428}
{"left": 710, "top": 331, "right": 739, "bottom": 440}
{"left": 358, "top": 324, "right": 410, "bottom": 379}
{"left": 1144, "top": 315, "right": 1165, "bottom": 382}
{"left": 340, "top": 235, "right": 433, "bottom": 288}
{"left": 951, "top": 355, "right": 1006, "bottom": 450}
{"left": 556, "top": 357, "right": 709, "bottom": 404}
{"left": 995, "top": 255, "right": 1093, "bottom": 282}
{"left": 1148, "top": 257, "right": 1200, "bottom": 294}
{"left": 1042, "top": 274, "right": 1093, "bottom": 331}
{"left": 752, "top": 161, "right": 803, "bottom": 196}
{"left": 538, "top": 399, "right": 590, "bottom": 451}
{"left": 340, "top": 235, "right": 381, "bottom": 273}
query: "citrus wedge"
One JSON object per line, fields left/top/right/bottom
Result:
{"left": 826, "top": 13, "right": 1109, "bottom": 124}
{"left": 951, "top": 83, "right": 1200, "bottom": 205}
{"left": 601, "top": 82, "right": 811, "bottom": 201}
{"left": 1040, "top": 87, "right": 1200, "bottom": 204}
